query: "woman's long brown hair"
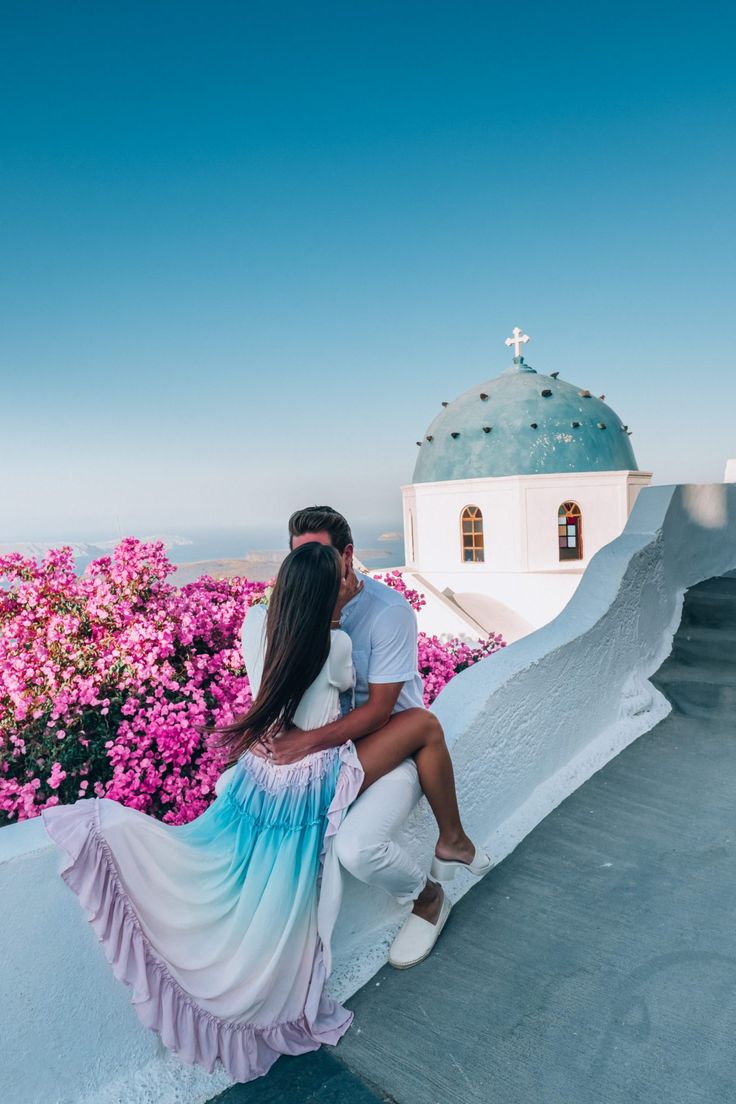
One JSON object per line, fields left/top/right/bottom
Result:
{"left": 208, "top": 542, "right": 343, "bottom": 767}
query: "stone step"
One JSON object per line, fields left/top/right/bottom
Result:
{"left": 650, "top": 667, "right": 736, "bottom": 720}
{"left": 654, "top": 654, "right": 736, "bottom": 688}
{"left": 689, "top": 574, "right": 736, "bottom": 596}
{"left": 680, "top": 589, "right": 736, "bottom": 630}
{"left": 670, "top": 624, "right": 736, "bottom": 666}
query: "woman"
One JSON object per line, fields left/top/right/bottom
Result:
{"left": 42, "top": 542, "right": 486, "bottom": 1084}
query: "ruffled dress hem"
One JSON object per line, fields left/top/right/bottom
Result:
{"left": 41, "top": 740, "right": 365, "bottom": 1084}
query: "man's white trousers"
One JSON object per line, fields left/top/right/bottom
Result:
{"left": 333, "top": 757, "right": 427, "bottom": 904}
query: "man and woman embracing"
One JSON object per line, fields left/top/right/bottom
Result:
{"left": 42, "top": 504, "right": 493, "bottom": 1084}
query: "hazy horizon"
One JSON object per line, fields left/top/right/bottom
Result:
{"left": 0, "top": 520, "right": 407, "bottom": 575}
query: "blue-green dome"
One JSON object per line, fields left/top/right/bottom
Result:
{"left": 413, "top": 357, "right": 638, "bottom": 483}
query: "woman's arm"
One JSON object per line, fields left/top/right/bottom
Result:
{"left": 327, "top": 628, "right": 354, "bottom": 693}
{"left": 241, "top": 603, "right": 267, "bottom": 697}
{"left": 265, "top": 680, "right": 404, "bottom": 763}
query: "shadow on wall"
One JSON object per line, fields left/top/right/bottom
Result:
{"left": 450, "top": 591, "right": 535, "bottom": 642}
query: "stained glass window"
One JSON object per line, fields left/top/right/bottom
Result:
{"left": 461, "top": 506, "right": 484, "bottom": 563}
{"left": 558, "top": 501, "right": 582, "bottom": 561}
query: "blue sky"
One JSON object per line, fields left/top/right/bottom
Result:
{"left": 2, "top": 1, "right": 735, "bottom": 541}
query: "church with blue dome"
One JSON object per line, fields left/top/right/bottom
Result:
{"left": 400, "top": 329, "right": 652, "bottom": 642}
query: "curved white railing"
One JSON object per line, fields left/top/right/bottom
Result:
{"left": 2, "top": 482, "right": 736, "bottom": 1104}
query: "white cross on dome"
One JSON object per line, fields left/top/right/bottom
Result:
{"left": 505, "top": 326, "right": 531, "bottom": 358}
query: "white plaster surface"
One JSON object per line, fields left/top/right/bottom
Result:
{"left": 400, "top": 571, "right": 490, "bottom": 640}
{"left": 3, "top": 482, "right": 736, "bottom": 1104}
{"left": 402, "top": 469, "right": 651, "bottom": 576}
{"left": 445, "top": 588, "right": 536, "bottom": 641}
{"left": 401, "top": 469, "right": 651, "bottom": 635}
{"left": 418, "top": 568, "right": 581, "bottom": 631}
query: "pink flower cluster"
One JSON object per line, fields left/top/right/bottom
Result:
{"left": 0, "top": 542, "right": 504, "bottom": 827}
{"left": 371, "top": 569, "right": 427, "bottom": 611}
{"left": 0, "top": 540, "right": 264, "bottom": 826}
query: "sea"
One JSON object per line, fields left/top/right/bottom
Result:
{"left": 0, "top": 523, "right": 406, "bottom": 579}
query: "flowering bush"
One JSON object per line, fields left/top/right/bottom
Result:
{"left": 371, "top": 569, "right": 427, "bottom": 611}
{"left": 0, "top": 540, "right": 264, "bottom": 827}
{"left": 0, "top": 542, "right": 504, "bottom": 827}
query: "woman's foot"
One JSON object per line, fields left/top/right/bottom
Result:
{"left": 434, "top": 830, "right": 476, "bottom": 866}
{"left": 431, "top": 833, "right": 495, "bottom": 882}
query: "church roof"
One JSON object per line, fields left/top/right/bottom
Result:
{"left": 413, "top": 342, "right": 639, "bottom": 484}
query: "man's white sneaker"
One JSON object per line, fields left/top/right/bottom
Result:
{"left": 388, "top": 890, "right": 452, "bottom": 969}
{"left": 430, "top": 845, "right": 494, "bottom": 882}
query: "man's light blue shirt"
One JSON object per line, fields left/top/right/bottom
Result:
{"left": 337, "top": 572, "right": 425, "bottom": 715}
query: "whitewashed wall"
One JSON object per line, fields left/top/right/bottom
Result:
{"left": 402, "top": 487, "right": 417, "bottom": 567}
{"left": 402, "top": 469, "right": 651, "bottom": 575}
{"left": 416, "top": 569, "right": 580, "bottom": 632}
{"left": 1, "top": 481, "right": 734, "bottom": 1104}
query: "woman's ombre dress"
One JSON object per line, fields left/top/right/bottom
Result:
{"left": 41, "top": 603, "right": 364, "bottom": 1083}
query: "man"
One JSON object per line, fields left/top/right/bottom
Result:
{"left": 262, "top": 504, "right": 464, "bottom": 967}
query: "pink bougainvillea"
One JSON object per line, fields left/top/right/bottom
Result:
{"left": 0, "top": 541, "right": 504, "bottom": 827}
{"left": 371, "top": 569, "right": 427, "bottom": 612}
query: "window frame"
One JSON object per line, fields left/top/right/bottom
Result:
{"left": 460, "top": 504, "right": 485, "bottom": 564}
{"left": 558, "top": 500, "right": 583, "bottom": 561}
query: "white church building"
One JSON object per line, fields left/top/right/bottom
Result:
{"left": 398, "top": 329, "right": 653, "bottom": 642}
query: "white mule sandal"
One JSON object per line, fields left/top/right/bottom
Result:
{"left": 388, "top": 891, "right": 453, "bottom": 970}
{"left": 430, "top": 845, "right": 494, "bottom": 882}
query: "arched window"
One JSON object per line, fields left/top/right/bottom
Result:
{"left": 461, "top": 505, "right": 484, "bottom": 563}
{"left": 558, "top": 501, "right": 583, "bottom": 561}
{"left": 408, "top": 509, "right": 416, "bottom": 563}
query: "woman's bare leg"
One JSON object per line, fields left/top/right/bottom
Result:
{"left": 355, "top": 707, "right": 475, "bottom": 870}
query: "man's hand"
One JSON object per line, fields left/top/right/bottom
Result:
{"left": 265, "top": 682, "right": 404, "bottom": 761}
{"left": 333, "top": 569, "right": 363, "bottom": 624}
{"left": 261, "top": 726, "right": 315, "bottom": 765}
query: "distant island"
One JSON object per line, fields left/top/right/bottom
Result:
{"left": 1, "top": 532, "right": 404, "bottom": 584}
{"left": 173, "top": 547, "right": 399, "bottom": 586}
